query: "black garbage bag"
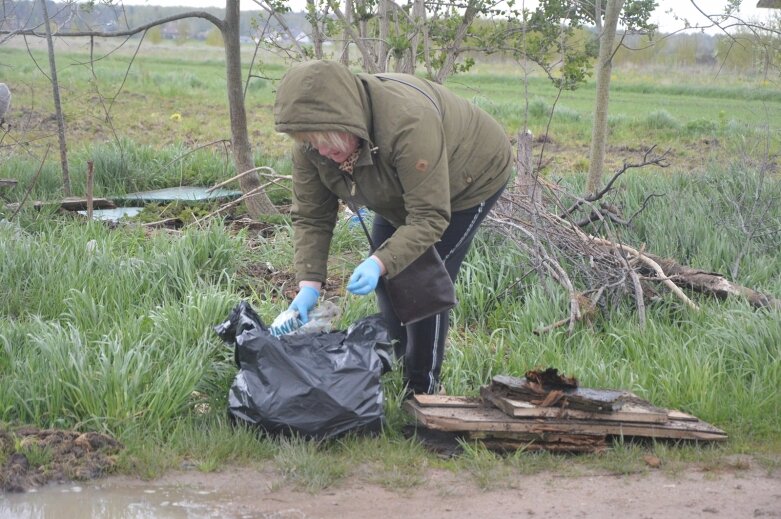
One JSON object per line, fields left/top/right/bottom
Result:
{"left": 214, "top": 301, "right": 392, "bottom": 440}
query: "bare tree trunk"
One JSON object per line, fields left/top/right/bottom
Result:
{"left": 306, "top": 0, "right": 324, "bottom": 59}
{"left": 594, "top": 0, "right": 603, "bottom": 32}
{"left": 223, "top": 0, "right": 276, "bottom": 216}
{"left": 356, "top": 0, "right": 367, "bottom": 42}
{"left": 415, "top": 0, "right": 433, "bottom": 78}
{"left": 341, "top": 0, "right": 353, "bottom": 65}
{"left": 515, "top": 129, "right": 540, "bottom": 206}
{"left": 586, "top": 0, "right": 623, "bottom": 195}
{"left": 377, "top": 0, "right": 389, "bottom": 72}
{"left": 402, "top": 0, "right": 426, "bottom": 75}
{"left": 433, "top": 0, "right": 479, "bottom": 83}
{"left": 331, "top": 1, "right": 379, "bottom": 73}
{"left": 40, "top": 0, "right": 70, "bottom": 196}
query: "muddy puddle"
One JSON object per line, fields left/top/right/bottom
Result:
{"left": 0, "top": 481, "right": 258, "bottom": 519}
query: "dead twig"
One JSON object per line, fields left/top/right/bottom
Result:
{"left": 590, "top": 237, "right": 699, "bottom": 310}
{"left": 206, "top": 166, "right": 290, "bottom": 193}
{"left": 191, "top": 181, "right": 279, "bottom": 228}
{"left": 560, "top": 146, "right": 670, "bottom": 219}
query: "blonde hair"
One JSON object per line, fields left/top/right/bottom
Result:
{"left": 291, "top": 131, "right": 357, "bottom": 154}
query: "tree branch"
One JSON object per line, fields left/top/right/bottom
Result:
{"left": 0, "top": 11, "right": 224, "bottom": 37}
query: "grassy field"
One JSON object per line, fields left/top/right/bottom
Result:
{"left": 1, "top": 39, "right": 780, "bottom": 486}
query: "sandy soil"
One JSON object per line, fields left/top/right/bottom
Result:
{"left": 101, "top": 462, "right": 781, "bottom": 519}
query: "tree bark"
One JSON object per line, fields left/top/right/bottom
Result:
{"left": 223, "top": 0, "right": 276, "bottom": 216}
{"left": 40, "top": 0, "right": 71, "bottom": 196}
{"left": 340, "top": 0, "right": 353, "bottom": 64}
{"left": 515, "top": 129, "right": 541, "bottom": 206}
{"left": 377, "top": 0, "right": 390, "bottom": 72}
{"left": 306, "top": 0, "right": 324, "bottom": 59}
{"left": 647, "top": 255, "right": 781, "bottom": 310}
{"left": 403, "top": 0, "right": 427, "bottom": 75}
{"left": 433, "top": 0, "right": 479, "bottom": 83}
{"left": 586, "top": 0, "right": 623, "bottom": 195}
{"left": 331, "top": 1, "right": 379, "bottom": 73}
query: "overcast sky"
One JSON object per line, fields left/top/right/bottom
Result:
{"left": 117, "top": 0, "right": 774, "bottom": 33}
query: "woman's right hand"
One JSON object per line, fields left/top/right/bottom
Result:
{"left": 289, "top": 285, "right": 320, "bottom": 323}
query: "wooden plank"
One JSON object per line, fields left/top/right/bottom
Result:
{"left": 0, "top": 179, "right": 17, "bottom": 189}
{"left": 413, "top": 395, "right": 482, "bottom": 408}
{"left": 468, "top": 431, "right": 608, "bottom": 454}
{"left": 61, "top": 197, "right": 116, "bottom": 211}
{"left": 481, "top": 386, "right": 669, "bottom": 424}
{"left": 403, "top": 401, "right": 728, "bottom": 442}
{"left": 491, "top": 375, "right": 642, "bottom": 413}
{"left": 667, "top": 410, "right": 699, "bottom": 422}
{"left": 32, "top": 198, "right": 116, "bottom": 211}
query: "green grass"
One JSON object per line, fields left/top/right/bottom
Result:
{"left": 3, "top": 40, "right": 779, "bottom": 177}
{"left": 1, "top": 157, "right": 778, "bottom": 480}
{"left": 1, "top": 46, "right": 780, "bottom": 484}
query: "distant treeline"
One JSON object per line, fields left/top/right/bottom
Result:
{"left": 0, "top": 1, "right": 306, "bottom": 39}
{"left": 2, "top": 1, "right": 776, "bottom": 75}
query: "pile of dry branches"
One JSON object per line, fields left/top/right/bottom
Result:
{"left": 488, "top": 146, "right": 780, "bottom": 334}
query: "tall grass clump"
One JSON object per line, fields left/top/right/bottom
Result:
{"left": 0, "top": 217, "right": 250, "bottom": 434}
{"left": 636, "top": 110, "right": 681, "bottom": 131}
{"left": 0, "top": 140, "right": 246, "bottom": 203}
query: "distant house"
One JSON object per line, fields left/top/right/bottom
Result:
{"left": 295, "top": 31, "right": 311, "bottom": 45}
{"left": 162, "top": 24, "right": 179, "bottom": 40}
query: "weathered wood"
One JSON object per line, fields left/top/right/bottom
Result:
{"left": 468, "top": 430, "right": 608, "bottom": 454}
{"left": 413, "top": 395, "right": 482, "bottom": 408}
{"left": 36, "top": 197, "right": 116, "bottom": 211}
{"left": 491, "top": 374, "right": 643, "bottom": 413}
{"left": 403, "top": 425, "right": 607, "bottom": 455}
{"left": 667, "top": 410, "right": 699, "bottom": 422}
{"left": 4, "top": 197, "right": 116, "bottom": 212}
{"left": 0, "top": 179, "right": 17, "bottom": 189}
{"left": 648, "top": 254, "right": 781, "bottom": 310}
{"left": 480, "top": 386, "right": 669, "bottom": 424}
{"left": 403, "top": 400, "right": 727, "bottom": 442}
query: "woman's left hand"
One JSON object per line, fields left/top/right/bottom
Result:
{"left": 346, "top": 257, "right": 383, "bottom": 295}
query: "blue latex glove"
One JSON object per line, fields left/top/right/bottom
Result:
{"left": 289, "top": 285, "right": 320, "bottom": 323}
{"left": 346, "top": 257, "right": 382, "bottom": 295}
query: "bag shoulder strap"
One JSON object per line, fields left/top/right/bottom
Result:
{"left": 375, "top": 74, "right": 442, "bottom": 118}
{"left": 349, "top": 75, "right": 440, "bottom": 252}
{"left": 342, "top": 177, "right": 377, "bottom": 251}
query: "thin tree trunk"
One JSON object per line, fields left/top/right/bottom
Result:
{"left": 340, "top": 0, "right": 353, "bottom": 64}
{"left": 306, "top": 0, "right": 324, "bottom": 59}
{"left": 355, "top": 0, "right": 369, "bottom": 43}
{"left": 223, "top": 0, "right": 276, "bottom": 216}
{"left": 433, "top": 0, "right": 479, "bottom": 83}
{"left": 377, "top": 0, "right": 389, "bottom": 72}
{"left": 331, "top": 1, "right": 379, "bottom": 73}
{"left": 515, "top": 129, "right": 540, "bottom": 206}
{"left": 40, "top": 0, "right": 70, "bottom": 196}
{"left": 403, "top": 0, "right": 426, "bottom": 75}
{"left": 586, "top": 0, "right": 623, "bottom": 195}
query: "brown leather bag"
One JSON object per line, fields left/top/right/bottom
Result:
{"left": 346, "top": 195, "right": 457, "bottom": 326}
{"left": 379, "top": 245, "right": 457, "bottom": 325}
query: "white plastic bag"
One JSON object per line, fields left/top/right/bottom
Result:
{"left": 269, "top": 300, "right": 341, "bottom": 336}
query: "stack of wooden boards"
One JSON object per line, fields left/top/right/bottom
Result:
{"left": 403, "top": 369, "right": 727, "bottom": 454}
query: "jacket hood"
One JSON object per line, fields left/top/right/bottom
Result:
{"left": 273, "top": 61, "right": 371, "bottom": 141}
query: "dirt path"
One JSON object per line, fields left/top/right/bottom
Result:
{"left": 6, "top": 464, "right": 772, "bottom": 519}
{"left": 154, "top": 465, "right": 781, "bottom": 518}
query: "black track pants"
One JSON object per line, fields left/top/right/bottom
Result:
{"left": 371, "top": 186, "right": 505, "bottom": 394}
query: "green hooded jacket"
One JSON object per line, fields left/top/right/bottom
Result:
{"left": 274, "top": 60, "right": 513, "bottom": 283}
